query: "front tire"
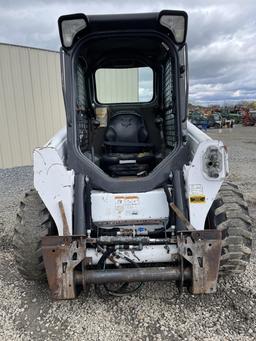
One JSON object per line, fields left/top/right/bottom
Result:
{"left": 207, "top": 182, "right": 253, "bottom": 275}
{"left": 13, "top": 189, "right": 57, "bottom": 280}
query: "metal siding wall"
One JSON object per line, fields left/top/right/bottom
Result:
{"left": 0, "top": 44, "right": 66, "bottom": 168}
{"left": 96, "top": 68, "right": 139, "bottom": 103}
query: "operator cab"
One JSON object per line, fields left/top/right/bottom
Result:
{"left": 59, "top": 11, "right": 188, "bottom": 188}
{"left": 74, "top": 34, "right": 176, "bottom": 178}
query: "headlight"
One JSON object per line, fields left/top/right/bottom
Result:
{"left": 58, "top": 14, "right": 87, "bottom": 48}
{"left": 159, "top": 11, "right": 188, "bottom": 44}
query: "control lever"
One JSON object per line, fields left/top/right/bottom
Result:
{"left": 92, "top": 118, "right": 100, "bottom": 129}
{"left": 90, "top": 119, "right": 100, "bottom": 163}
{"left": 155, "top": 116, "right": 165, "bottom": 155}
{"left": 155, "top": 116, "right": 163, "bottom": 127}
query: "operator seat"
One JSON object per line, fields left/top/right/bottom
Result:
{"left": 101, "top": 111, "right": 155, "bottom": 176}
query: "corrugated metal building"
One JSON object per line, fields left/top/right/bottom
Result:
{"left": 0, "top": 43, "right": 65, "bottom": 168}
{"left": 0, "top": 43, "right": 138, "bottom": 168}
{"left": 95, "top": 68, "right": 138, "bottom": 103}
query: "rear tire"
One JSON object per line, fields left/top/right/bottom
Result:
{"left": 207, "top": 182, "right": 252, "bottom": 275}
{"left": 13, "top": 189, "right": 57, "bottom": 280}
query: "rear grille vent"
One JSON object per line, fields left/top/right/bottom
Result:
{"left": 163, "top": 57, "right": 176, "bottom": 148}
{"left": 76, "top": 61, "right": 89, "bottom": 152}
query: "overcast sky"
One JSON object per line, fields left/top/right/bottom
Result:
{"left": 0, "top": 0, "right": 255, "bottom": 105}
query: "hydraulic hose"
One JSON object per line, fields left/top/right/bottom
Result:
{"left": 95, "top": 248, "right": 144, "bottom": 297}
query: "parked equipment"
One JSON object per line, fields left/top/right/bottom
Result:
{"left": 242, "top": 109, "right": 256, "bottom": 126}
{"left": 189, "top": 111, "right": 208, "bottom": 129}
{"left": 13, "top": 11, "right": 252, "bottom": 299}
{"left": 207, "top": 112, "right": 223, "bottom": 128}
{"left": 227, "top": 112, "right": 242, "bottom": 125}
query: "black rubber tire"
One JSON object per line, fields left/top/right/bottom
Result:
{"left": 207, "top": 182, "right": 253, "bottom": 275}
{"left": 13, "top": 189, "right": 57, "bottom": 281}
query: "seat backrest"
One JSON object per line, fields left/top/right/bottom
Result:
{"left": 104, "top": 111, "right": 149, "bottom": 144}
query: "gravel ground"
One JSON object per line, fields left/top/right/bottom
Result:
{"left": 0, "top": 125, "right": 255, "bottom": 341}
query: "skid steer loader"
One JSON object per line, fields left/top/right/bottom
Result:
{"left": 13, "top": 11, "right": 252, "bottom": 299}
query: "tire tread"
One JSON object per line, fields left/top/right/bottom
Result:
{"left": 209, "top": 182, "right": 252, "bottom": 275}
{"left": 13, "top": 189, "right": 55, "bottom": 281}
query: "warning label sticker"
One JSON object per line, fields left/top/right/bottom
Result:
{"left": 189, "top": 184, "right": 203, "bottom": 195}
{"left": 190, "top": 195, "right": 206, "bottom": 204}
{"left": 189, "top": 184, "right": 206, "bottom": 204}
{"left": 114, "top": 196, "right": 139, "bottom": 216}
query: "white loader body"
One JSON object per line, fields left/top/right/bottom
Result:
{"left": 33, "top": 122, "right": 228, "bottom": 264}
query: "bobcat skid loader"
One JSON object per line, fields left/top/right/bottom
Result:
{"left": 13, "top": 11, "right": 252, "bottom": 299}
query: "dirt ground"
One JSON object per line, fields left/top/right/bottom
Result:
{"left": 0, "top": 125, "right": 255, "bottom": 341}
